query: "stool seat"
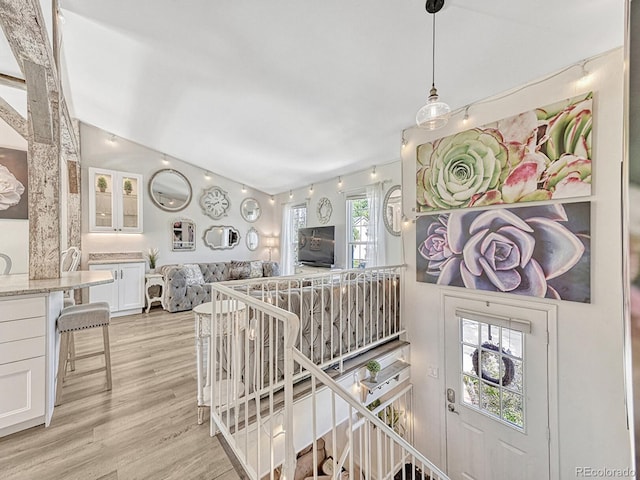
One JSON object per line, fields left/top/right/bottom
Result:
{"left": 57, "top": 302, "right": 110, "bottom": 332}
{"left": 55, "top": 301, "right": 112, "bottom": 405}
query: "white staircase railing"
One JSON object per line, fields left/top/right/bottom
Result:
{"left": 224, "top": 265, "right": 405, "bottom": 375}
{"left": 294, "top": 354, "right": 449, "bottom": 480}
{"left": 206, "top": 267, "right": 449, "bottom": 480}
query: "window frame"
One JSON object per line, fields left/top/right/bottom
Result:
{"left": 346, "top": 194, "right": 372, "bottom": 269}
{"left": 291, "top": 202, "right": 307, "bottom": 266}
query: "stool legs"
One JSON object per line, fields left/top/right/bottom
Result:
{"left": 68, "top": 332, "right": 76, "bottom": 372}
{"left": 103, "top": 325, "right": 112, "bottom": 391}
{"left": 55, "top": 326, "right": 112, "bottom": 405}
{"left": 55, "top": 332, "right": 71, "bottom": 406}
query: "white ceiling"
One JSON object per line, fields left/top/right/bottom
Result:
{"left": 2, "top": 1, "right": 625, "bottom": 194}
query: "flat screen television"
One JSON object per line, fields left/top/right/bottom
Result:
{"left": 298, "top": 226, "right": 335, "bottom": 268}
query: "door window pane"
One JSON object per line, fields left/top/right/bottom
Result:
{"left": 460, "top": 315, "right": 525, "bottom": 431}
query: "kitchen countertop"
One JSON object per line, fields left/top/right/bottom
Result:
{"left": 87, "top": 258, "right": 146, "bottom": 265}
{"left": 0, "top": 271, "right": 114, "bottom": 297}
{"left": 87, "top": 251, "right": 145, "bottom": 266}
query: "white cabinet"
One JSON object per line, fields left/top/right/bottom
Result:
{"left": 89, "top": 167, "right": 143, "bottom": 233}
{"left": 0, "top": 296, "right": 46, "bottom": 435}
{"left": 89, "top": 262, "right": 146, "bottom": 317}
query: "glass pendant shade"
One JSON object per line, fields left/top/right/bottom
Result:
{"left": 416, "top": 86, "right": 451, "bottom": 130}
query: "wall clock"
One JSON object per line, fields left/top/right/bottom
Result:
{"left": 316, "top": 197, "right": 333, "bottom": 224}
{"left": 200, "top": 186, "right": 230, "bottom": 220}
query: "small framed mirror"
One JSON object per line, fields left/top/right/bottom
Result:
{"left": 149, "top": 169, "right": 192, "bottom": 212}
{"left": 203, "top": 225, "right": 240, "bottom": 250}
{"left": 172, "top": 219, "right": 196, "bottom": 251}
{"left": 240, "top": 197, "right": 261, "bottom": 222}
{"left": 246, "top": 227, "right": 259, "bottom": 251}
{"left": 383, "top": 185, "right": 402, "bottom": 236}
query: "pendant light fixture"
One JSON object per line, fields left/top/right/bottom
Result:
{"left": 415, "top": 0, "right": 451, "bottom": 130}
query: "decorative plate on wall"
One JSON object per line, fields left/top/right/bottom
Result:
{"left": 316, "top": 197, "right": 332, "bottom": 224}
{"left": 200, "top": 186, "right": 230, "bottom": 219}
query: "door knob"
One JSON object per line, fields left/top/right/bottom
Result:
{"left": 448, "top": 404, "right": 459, "bottom": 414}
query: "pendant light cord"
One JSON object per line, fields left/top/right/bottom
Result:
{"left": 431, "top": 11, "right": 436, "bottom": 89}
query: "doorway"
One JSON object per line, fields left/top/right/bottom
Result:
{"left": 443, "top": 294, "right": 556, "bottom": 480}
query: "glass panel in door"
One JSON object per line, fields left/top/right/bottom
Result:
{"left": 121, "top": 175, "right": 139, "bottom": 229}
{"left": 94, "top": 171, "right": 114, "bottom": 228}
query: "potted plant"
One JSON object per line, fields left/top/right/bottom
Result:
{"left": 366, "top": 360, "right": 381, "bottom": 383}
{"left": 97, "top": 176, "right": 108, "bottom": 193}
{"left": 146, "top": 247, "right": 159, "bottom": 273}
{"left": 123, "top": 179, "right": 133, "bottom": 195}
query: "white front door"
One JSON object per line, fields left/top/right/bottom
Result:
{"left": 444, "top": 295, "right": 551, "bottom": 480}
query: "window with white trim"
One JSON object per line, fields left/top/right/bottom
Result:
{"left": 291, "top": 203, "right": 307, "bottom": 265}
{"left": 346, "top": 195, "right": 371, "bottom": 268}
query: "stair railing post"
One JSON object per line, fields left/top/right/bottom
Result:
{"left": 282, "top": 313, "right": 299, "bottom": 480}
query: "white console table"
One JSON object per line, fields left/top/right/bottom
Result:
{"left": 193, "top": 300, "right": 247, "bottom": 424}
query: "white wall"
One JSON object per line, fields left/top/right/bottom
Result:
{"left": 0, "top": 117, "right": 28, "bottom": 274}
{"left": 401, "top": 48, "right": 631, "bottom": 476}
{"left": 274, "top": 161, "right": 403, "bottom": 269}
{"left": 80, "top": 123, "right": 279, "bottom": 269}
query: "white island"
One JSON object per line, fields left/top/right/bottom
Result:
{"left": 0, "top": 271, "right": 113, "bottom": 437}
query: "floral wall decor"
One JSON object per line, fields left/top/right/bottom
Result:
{"left": 416, "top": 202, "right": 591, "bottom": 303}
{"left": 416, "top": 93, "right": 593, "bottom": 212}
{"left": 0, "top": 147, "right": 28, "bottom": 220}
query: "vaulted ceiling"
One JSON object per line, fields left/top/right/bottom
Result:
{"left": 0, "top": 1, "right": 626, "bottom": 194}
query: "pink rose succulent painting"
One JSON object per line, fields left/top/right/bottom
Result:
{"left": 416, "top": 93, "right": 593, "bottom": 212}
{"left": 416, "top": 202, "right": 590, "bottom": 303}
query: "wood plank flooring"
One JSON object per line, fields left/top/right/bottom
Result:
{"left": 0, "top": 307, "right": 244, "bottom": 480}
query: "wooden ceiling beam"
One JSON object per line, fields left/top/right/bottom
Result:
{"left": 0, "top": 94, "right": 27, "bottom": 138}
{"left": 0, "top": 0, "right": 79, "bottom": 159}
{"left": 0, "top": 72, "right": 26, "bottom": 90}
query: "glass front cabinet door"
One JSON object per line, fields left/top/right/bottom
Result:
{"left": 89, "top": 167, "right": 143, "bottom": 233}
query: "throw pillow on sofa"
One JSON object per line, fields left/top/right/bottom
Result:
{"left": 263, "top": 261, "right": 280, "bottom": 277}
{"left": 249, "top": 261, "right": 263, "bottom": 278}
{"left": 183, "top": 264, "right": 205, "bottom": 286}
{"left": 229, "top": 261, "right": 251, "bottom": 280}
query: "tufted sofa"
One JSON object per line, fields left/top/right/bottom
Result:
{"left": 159, "top": 261, "right": 280, "bottom": 313}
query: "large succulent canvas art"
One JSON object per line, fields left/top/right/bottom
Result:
{"left": 416, "top": 93, "right": 593, "bottom": 212}
{"left": 0, "top": 147, "right": 28, "bottom": 220}
{"left": 416, "top": 202, "right": 591, "bottom": 303}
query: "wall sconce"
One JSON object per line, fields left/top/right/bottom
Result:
{"left": 289, "top": 190, "right": 293, "bottom": 199}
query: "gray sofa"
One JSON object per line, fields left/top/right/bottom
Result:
{"left": 159, "top": 260, "right": 280, "bottom": 313}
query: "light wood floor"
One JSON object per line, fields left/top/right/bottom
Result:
{"left": 0, "top": 307, "right": 244, "bottom": 480}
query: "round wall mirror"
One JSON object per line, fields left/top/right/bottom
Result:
{"left": 246, "top": 227, "right": 259, "bottom": 251}
{"left": 383, "top": 185, "right": 402, "bottom": 236}
{"left": 240, "top": 197, "right": 261, "bottom": 222}
{"left": 149, "top": 169, "right": 192, "bottom": 212}
{"left": 203, "top": 225, "right": 240, "bottom": 250}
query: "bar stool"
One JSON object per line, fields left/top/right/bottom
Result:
{"left": 55, "top": 302, "right": 112, "bottom": 405}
